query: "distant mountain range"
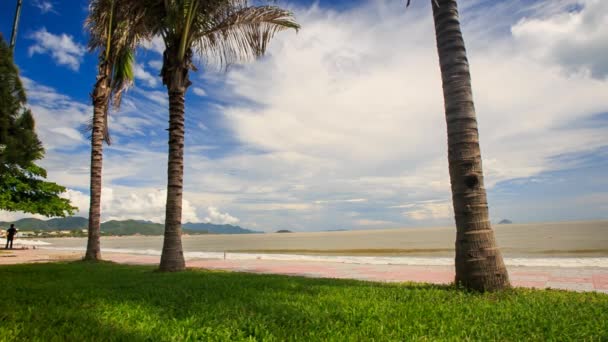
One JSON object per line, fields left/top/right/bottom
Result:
{"left": 0, "top": 217, "right": 261, "bottom": 236}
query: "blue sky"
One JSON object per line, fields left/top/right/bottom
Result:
{"left": 1, "top": 0, "right": 607, "bottom": 231}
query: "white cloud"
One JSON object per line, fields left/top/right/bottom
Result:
{"left": 511, "top": 0, "right": 608, "bottom": 79}
{"left": 0, "top": 212, "right": 47, "bottom": 222}
{"left": 48, "top": 127, "right": 85, "bottom": 143}
{"left": 133, "top": 63, "right": 159, "bottom": 87}
{"left": 8, "top": 0, "right": 608, "bottom": 231}
{"left": 101, "top": 188, "right": 200, "bottom": 223}
{"left": 28, "top": 28, "right": 85, "bottom": 71}
{"left": 202, "top": 206, "right": 240, "bottom": 225}
{"left": 21, "top": 77, "right": 90, "bottom": 150}
{"left": 314, "top": 198, "right": 367, "bottom": 204}
{"left": 60, "top": 187, "right": 200, "bottom": 224}
{"left": 142, "top": 36, "right": 164, "bottom": 55}
{"left": 32, "top": 0, "right": 55, "bottom": 14}
{"left": 60, "top": 189, "right": 90, "bottom": 216}
{"left": 148, "top": 60, "right": 163, "bottom": 71}
{"left": 213, "top": 0, "right": 608, "bottom": 227}
{"left": 400, "top": 201, "right": 453, "bottom": 221}
{"left": 134, "top": 88, "right": 168, "bottom": 106}
{"left": 192, "top": 87, "right": 206, "bottom": 97}
{"left": 19, "top": 78, "right": 167, "bottom": 190}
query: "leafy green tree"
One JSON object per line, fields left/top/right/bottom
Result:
{"left": 83, "top": 0, "right": 148, "bottom": 261}
{"left": 138, "top": 0, "right": 300, "bottom": 271}
{"left": 0, "top": 35, "right": 76, "bottom": 217}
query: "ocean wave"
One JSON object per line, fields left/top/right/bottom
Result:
{"left": 12, "top": 239, "right": 52, "bottom": 246}
{"left": 38, "top": 246, "right": 608, "bottom": 268}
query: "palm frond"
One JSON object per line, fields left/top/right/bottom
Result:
{"left": 85, "top": 0, "right": 115, "bottom": 53}
{"left": 192, "top": 4, "right": 300, "bottom": 69}
{"left": 110, "top": 47, "right": 134, "bottom": 110}
{"left": 85, "top": 0, "right": 152, "bottom": 145}
{"left": 406, "top": 0, "right": 440, "bottom": 8}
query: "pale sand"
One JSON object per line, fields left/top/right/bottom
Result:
{"left": 0, "top": 248, "right": 83, "bottom": 265}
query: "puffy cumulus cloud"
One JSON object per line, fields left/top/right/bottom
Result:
{"left": 511, "top": 0, "right": 608, "bottom": 79}
{"left": 59, "top": 188, "right": 90, "bottom": 217}
{"left": 102, "top": 187, "right": 199, "bottom": 223}
{"left": 0, "top": 190, "right": 86, "bottom": 222}
{"left": 10, "top": 0, "right": 608, "bottom": 230}
{"left": 28, "top": 28, "right": 85, "bottom": 71}
{"left": 202, "top": 206, "right": 240, "bottom": 225}
{"left": 208, "top": 0, "right": 608, "bottom": 229}
{"left": 133, "top": 63, "right": 159, "bottom": 88}
{"left": 56, "top": 187, "right": 201, "bottom": 223}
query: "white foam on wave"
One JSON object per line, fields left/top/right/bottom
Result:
{"left": 38, "top": 246, "right": 608, "bottom": 268}
{"left": 41, "top": 246, "right": 161, "bottom": 256}
{"left": 12, "top": 239, "right": 52, "bottom": 246}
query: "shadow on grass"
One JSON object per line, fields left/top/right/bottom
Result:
{"left": 0, "top": 261, "right": 605, "bottom": 341}
{"left": 0, "top": 261, "right": 451, "bottom": 338}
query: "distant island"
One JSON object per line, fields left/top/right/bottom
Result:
{"left": 498, "top": 219, "right": 513, "bottom": 224}
{"left": 0, "top": 217, "right": 261, "bottom": 237}
{"left": 276, "top": 230, "right": 293, "bottom": 233}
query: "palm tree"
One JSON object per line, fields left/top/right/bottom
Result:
{"left": 84, "top": 0, "right": 147, "bottom": 261}
{"left": 428, "top": 0, "right": 510, "bottom": 290}
{"left": 137, "top": 0, "right": 299, "bottom": 271}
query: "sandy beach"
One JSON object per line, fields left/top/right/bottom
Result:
{"left": 3, "top": 221, "right": 608, "bottom": 293}
{"left": 2, "top": 247, "right": 607, "bottom": 294}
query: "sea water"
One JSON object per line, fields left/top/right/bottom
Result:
{"left": 33, "top": 220, "right": 608, "bottom": 268}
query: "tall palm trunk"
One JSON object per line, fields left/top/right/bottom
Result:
{"left": 10, "top": 0, "right": 23, "bottom": 51}
{"left": 432, "top": 0, "right": 509, "bottom": 291}
{"left": 159, "top": 48, "right": 192, "bottom": 272}
{"left": 84, "top": 62, "right": 111, "bottom": 261}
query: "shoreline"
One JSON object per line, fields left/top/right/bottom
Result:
{"left": 31, "top": 245, "right": 608, "bottom": 268}
{"left": 1, "top": 248, "right": 607, "bottom": 293}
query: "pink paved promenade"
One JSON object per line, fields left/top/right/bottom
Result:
{"left": 104, "top": 253, "right": 608, "bottom": 294}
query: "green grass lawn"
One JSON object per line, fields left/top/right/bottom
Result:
{"left": 0, "top": 262, "right": 606, "bottom": 341}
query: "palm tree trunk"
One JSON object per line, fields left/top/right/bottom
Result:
{"left": 85, "top": 63, "right": 111, "bottom": 261}
{"left": 431, "top": 0, "right": 510, "bottom": 291}
{"left": 159, "top": 49, "right": 190, "bottom": 272}
{"left": 10, "top": 0, "right": 23, "bottom": 51}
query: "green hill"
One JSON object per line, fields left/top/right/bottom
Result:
{"left": 183, "top": 222, "right": 261, "bottom": 234}
{"left": 0, "top": 217, "right": 260, "bottom": 236}
{"left": 0, "top": 217, "right": 88, "bottom": 230}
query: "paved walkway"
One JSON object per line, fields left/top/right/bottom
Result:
{"left": 103, "top": 253, "right": 608, "bottom": 294}
{"left": 2, "top": 249, "right": 607, "bottom": 293}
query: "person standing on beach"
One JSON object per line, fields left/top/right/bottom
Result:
{"left": 5, "top": 224, "right": 17, "bottom": 249}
